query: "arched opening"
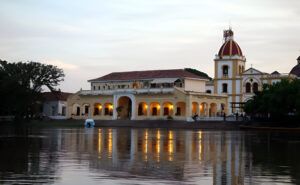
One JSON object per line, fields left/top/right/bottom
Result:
{"left": 104, "top": 103, "right": 113, "bottom": 116}
{"left": 220, "top": 103, "right": 226, "bottom": 116}
{"left": 209, "top": 103, "right": 217, "bottom": 117}
{"left": 117, "top": 96, "right": 132, "bottom": 120}
{"left": 138, "top": 102, "right": 147, "bottom": 116}
{"left": 222, "top": 83, "right": 228, "bottom": 93}
{"left": 175, "top": 102, "right": 186, "bottom": 116}
{"left": 222, "top": 65, "right": 229, "bottom": 77}
{"left": 150, "top": 102, "right": 160, "bottom": 116}
{"left": 93, "top": 103, "right": 102, "bottom": 116}
{"left": 253, "top": 82, "right": 258, "bottom": 92}
{"left": 72, "top": 103, "right": 80, "bottom": 116}
{"left": 82, "top": 103, "right": 90, "bottom": 116}
{"left": 192, "top": 102, "right": 199, "bottom": 116}
{"left": 246, "top": 82, "right": 251, "bottom": 93}
{"left": 200, "top": 102, "right": 208, "bottom": 117}
{"left": 133, "top": 82, "right": 139, "bottom": 89}
{"left": 163, "top": 102, "right": 174, "bottom": 116}
{"left": 206, "top": 90, "right": 211, "bottom": 94}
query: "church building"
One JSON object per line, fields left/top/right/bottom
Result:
{"left": 206, "top": 29, "right": 296, "bottom": 114}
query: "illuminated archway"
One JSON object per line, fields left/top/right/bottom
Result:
{"left": 209, "top": 103, "right": 217, "bottom": 117}
{"left": 175, "top": 102, "right": 186, "bottom": 116}
{"left": 200, "top": 102, "right": 208, "bottom": 117}
{"left": 192, "top": 102, "right": 199, "bottom": 116}
{"left": 104, "top": 103, "right": 113, "bottom": 116}
{"left": 93, "top": 103, "right": 102, "bottom": 116}
{"left": 150, "top": 102, "right": 161, "bottom": 116}
{"left": 137, "top": 102, "right": 148, "bottom": 116}
{"left": 163, "top": 102, "right": 174, "bottom": 116}
{"left": 117, "top": 96, "right": 132, "bottom": 120}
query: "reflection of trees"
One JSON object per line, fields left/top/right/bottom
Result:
{"left": 0, "top": 127, "right": 60, "bottom": 184}
{"left": 245, "top": 132, "right": 300, "bottom": 185}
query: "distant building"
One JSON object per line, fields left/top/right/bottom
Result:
{"left": 205, "top": 29, "right": 296, "bottom": 114}
{"left": 43, "top": 92, "right": 73, "bottom": 119}
{"left": 290, "top": 56, "right": 300, "bottom": 78}
{"left": 67, "top": 69, "right": 228, "bottom": 120}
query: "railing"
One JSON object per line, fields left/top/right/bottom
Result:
{"left": 80, "top": 88, "right": 174, "bottom": 95}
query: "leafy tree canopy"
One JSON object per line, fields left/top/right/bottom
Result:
{"left": 0, "top": 60, "right": 65, "bottom": 120}
{"left": 244, "top": 79, "right": 300, "bottom": 121}
{"left": 184, "top": 68, "right": 212, "bottom": 80}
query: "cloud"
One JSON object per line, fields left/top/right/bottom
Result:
{"left": 45, "top": 60, "right": 78, "bottom": 70}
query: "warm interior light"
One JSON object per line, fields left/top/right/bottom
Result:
{"left": 109, "top": 105, "right": 113, "bottom": 109}
{"left": 99, "top": 105, "right": 102, "bottom": 109}
{"left": 144, "top": 104, "right": 148, "bottom": 109}
{"left": 157, "top": 105, "right": 160, "bottom": 109}
{"left": 200, "top": 105, "right": 203, "bottom": 111}
{"left": 169, "top": 105, "right": 174, "bottom": 110}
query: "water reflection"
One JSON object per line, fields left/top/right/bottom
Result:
{"left": 0, "top": 127, "right": 300, "bottom": 184}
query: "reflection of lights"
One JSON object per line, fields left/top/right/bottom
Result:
{"left": 98, "top": 129, "right": 102, "bottom": 153}
{"left": 168, "top": 130, "right": 173, "bottom": 161}
{"left": 169, "top": 105, "right": 174, "bottom": 110}
{"left": 199, "top": 130, "right": 202, "bottom": 160}
{"left": 156, "top": 129, "right": 160, "bottom": 153}
{"left": 143, "top": 129, "right": 148, "bottom": 161}
{"left": 108, "top": 129, "right": 112, "bottom": 157}
{"left": 156, "top": 129, "right": 160, "bottom": 162}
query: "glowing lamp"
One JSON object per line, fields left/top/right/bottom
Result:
{"left": 157, "top": 105, "right": 161, "bottom": 109}
{"left": 109, "top": 105, "right": 113, "bottom": 109}
{"left": 169, "top": 105, "right": 174, "bottom": 109}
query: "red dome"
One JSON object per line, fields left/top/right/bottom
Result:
{"left": 218, "top": 39, "right": 243, "bottom": 57}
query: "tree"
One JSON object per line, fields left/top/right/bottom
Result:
{"left": 184, "top": 68, "right": 212, "bottom": 80}
{"left": 0, "top": 60, "right": 65, "bottom": 121}
{"left": 244, "top": 79, "right": 300, "bottom": 122}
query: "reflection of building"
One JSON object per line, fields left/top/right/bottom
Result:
{"left": 206, "top": 29, "right": 296, "bottom": 114}
{"left": 67, "top": 69, "right": 228, "bottom": 120}
{"left": 59, "top": 128, "right": 246, "bottom": 184}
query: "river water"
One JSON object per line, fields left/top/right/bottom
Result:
{"left": 0, "top": 126, "right": 299, "bottom": 185}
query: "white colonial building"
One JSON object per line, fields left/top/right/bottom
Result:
{"left": 206, "top": 29, "right": 296, "bottom": 114}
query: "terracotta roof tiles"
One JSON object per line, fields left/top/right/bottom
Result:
{"left": 89, "top": 69, "right": 207, "bottom": 82}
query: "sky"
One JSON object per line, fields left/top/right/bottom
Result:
{"left": 0, "top": 0, "right": 299, "bottom": 92}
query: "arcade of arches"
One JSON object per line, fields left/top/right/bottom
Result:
{"left": 69, "top": 99, "right": 228, "bottom": 120}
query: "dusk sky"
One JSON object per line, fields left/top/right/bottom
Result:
{"left": 1, "top": 0, "right": 299, "bottom": 92}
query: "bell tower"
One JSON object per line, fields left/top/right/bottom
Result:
{"left": 213, "top": 28, "right": 246, "bottom": 114}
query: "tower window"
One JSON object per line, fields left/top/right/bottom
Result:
{"left": 206, "top": 90, "right": 212, "bottom": 94}
{"left": 246, "top": 82, "right": 251, "bottom": 93}
{"left": 222, "top": 66, "right": 229, "bottom": 77}
{"left": 222, "top": 83, "right": 228, "bottom": 93}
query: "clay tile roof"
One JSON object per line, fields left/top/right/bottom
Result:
{"left": 218, "top": 39, "right": 243, "bottom": 57}
{"left": 43, "top": 92, "right": 73, "bottom": 101}
{"left": 89, "top": 69, "right": 207, "bottom": 82}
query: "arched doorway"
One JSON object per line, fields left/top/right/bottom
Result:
{"left": 117, "top": 96, "right": 132, "bottom": 120}
{"left": 192, "top": 102, "right": 199, "bottom": 116}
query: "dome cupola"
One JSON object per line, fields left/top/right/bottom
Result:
{"left": 218, "top": 29, "right": 243, "bottom": 57}
{"left": 289, "top": 56, "right": 300, "bottom": 77}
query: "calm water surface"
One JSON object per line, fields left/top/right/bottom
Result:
{"left": 0, "top": 126, "right": 299, "bottom": 185}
